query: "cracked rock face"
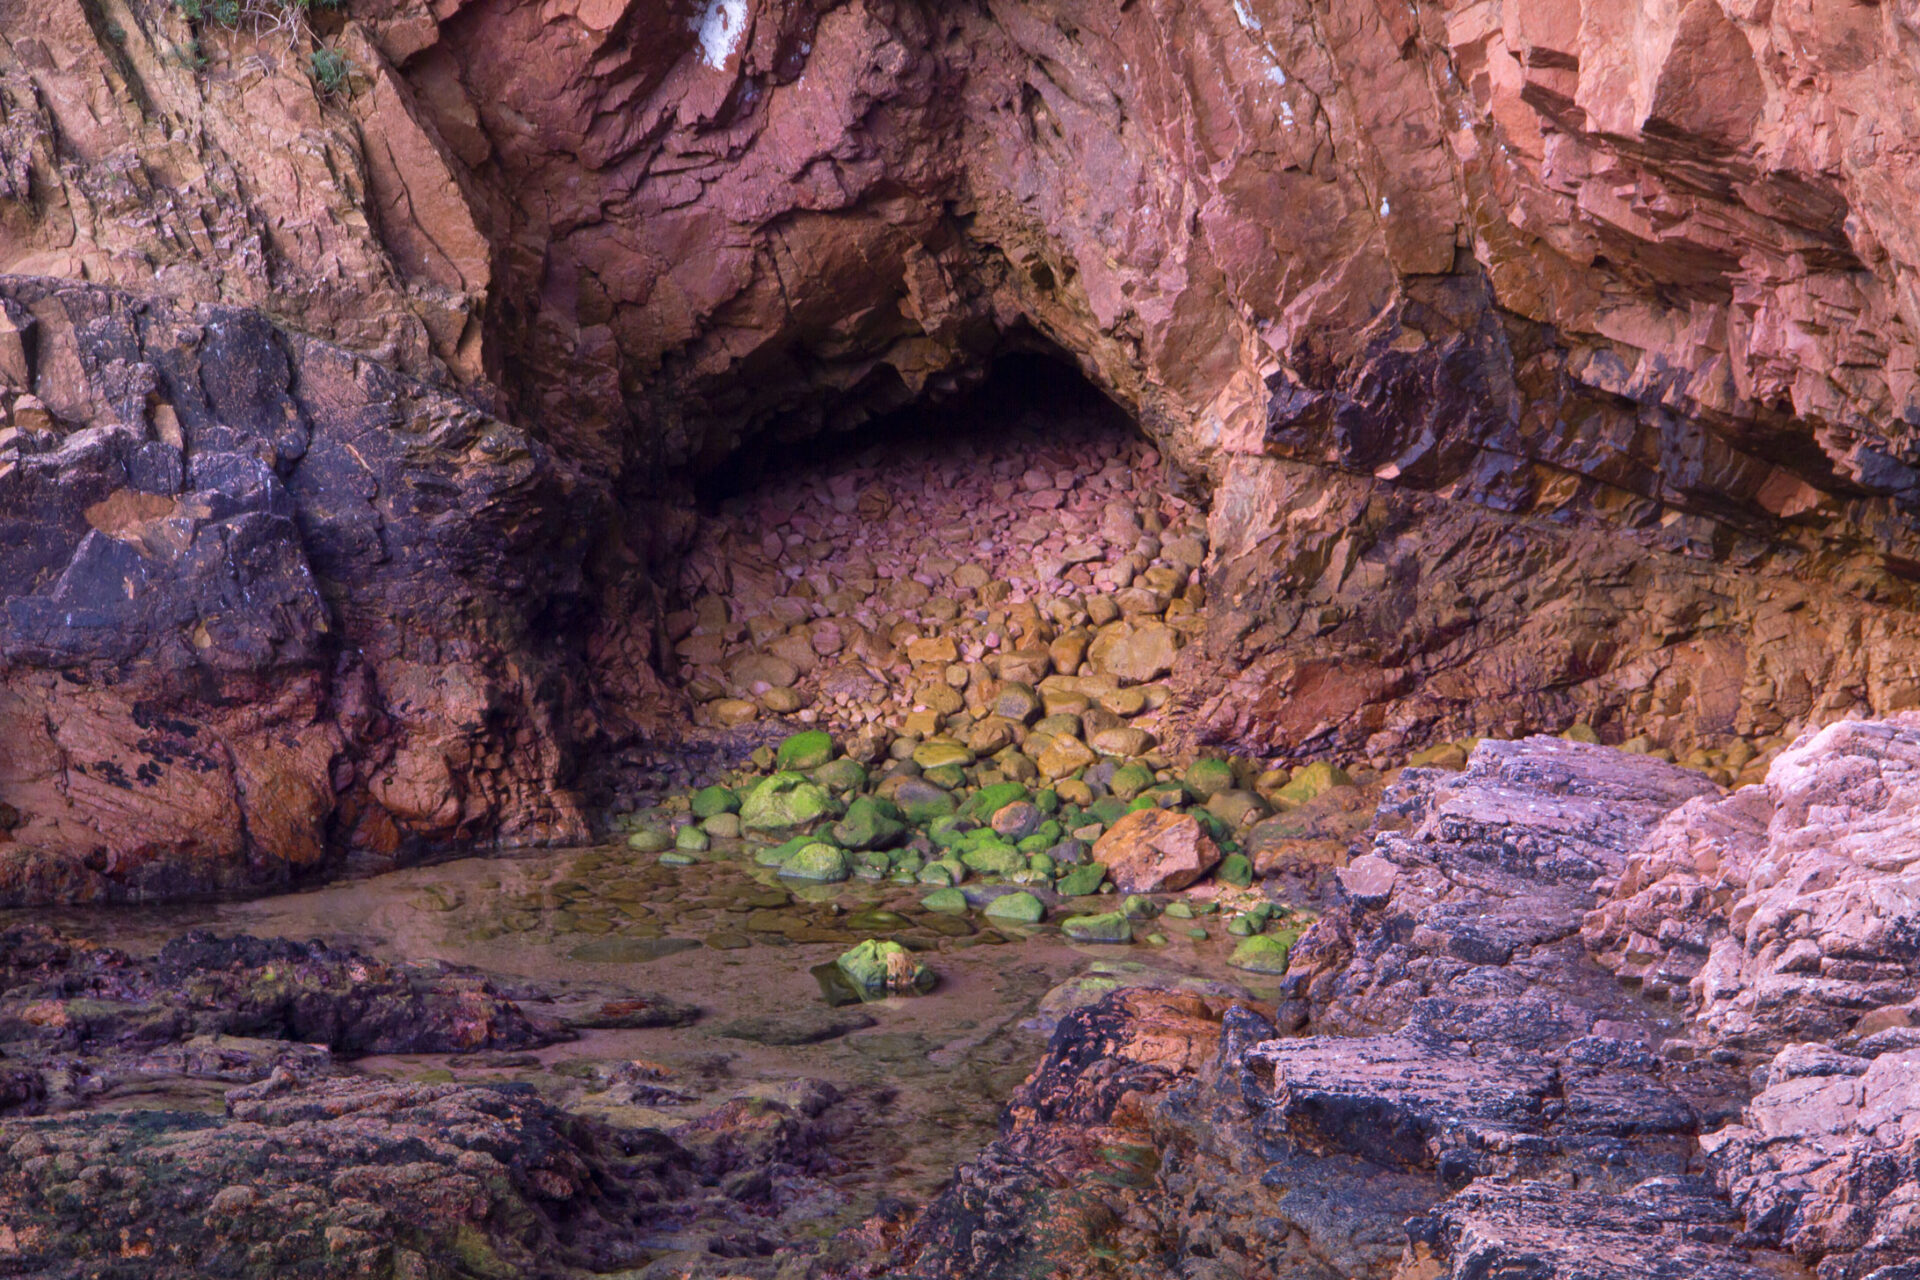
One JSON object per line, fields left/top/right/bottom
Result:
{"left": 0, "top": 280, "right": 609, "bottom": 902}
{"left": 1586, "top": 714, "right": 1920, "bottom": 1058}
{"left": 9, "top": 0, "right": 1920, "bottom": 896}
{"left": 844, "top": 729, "right": 1920, "bottom": 1280}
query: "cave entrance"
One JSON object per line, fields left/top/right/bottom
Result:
{"left": 666, "top": 348, "right": 1211, "bottom": 767}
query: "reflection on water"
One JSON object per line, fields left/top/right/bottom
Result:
{"left": 5, "top": 841, "right": 1276, "bottom": 1219}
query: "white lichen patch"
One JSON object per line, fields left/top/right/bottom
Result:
{"left": 693, "top": 0, "right": 748, "bottom": 69}
{"left": 1232, "top": 0, "right": 1263, "bottom": 33}
{"left": 1379, "top": 195, "right": 1392, "bottom": 216}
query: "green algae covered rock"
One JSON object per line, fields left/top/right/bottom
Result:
{"left": 1227, "top": 934, "right": 1294, "bottom": 974}
{"left": 963, "top": 781, "right": 1033, "bottom": 822}
{"left": 833, "top": 795, "right": 907, "bottom": 850}
{"left": 1183, "top": 757, "right": 1237, "bottom": 799}
{"left": 753, "top": 834, "right": 817, "bottom": 868}
{"left": 1062, "top": 911, "right": 1133, "bottom": 943}
{"left": 835, "top": 939, "right": 935, "bottom": 997}
{"left": 691, "top": 785, "right": 739, "bottom": 818}
{"left": 1108, "top": 762, "right": 1156, "bottom": 801}
{"left": 983, "top": 891, "right": 1045, "bottom": 924}
{"left": 776, "top": 730, "right": 835, "bottom": 771}
{"left": 1055, "top": 863, "right": 1106, "bottom": 897}
{"left": 626, "top": 826, "right": 673, "bottom": 853}
{"left": 892, "top": 779, "right": 957, "bottom": 824}
{"left": 1217, "top": 853, "right": 1254, "bottom": 888}
{"left": 812, "top": 757, "right": 869, "bottom": 794}
{"left": 921, "top": 887, "right": 970, "bottom": 914}
{"left": 740, "top": 772, "right": 837, "bottom": 832}
{"left": 913, "top": 740, "right": 975, "bottom": 771}
{"left": 1273, "top": 761, "right": 1353, "bottom": 808}
{"left": 959, "top": 840, "right": 1025, "bottom": 878}
{"left": 779, "top": 843, "right": 850, "bottom": 882}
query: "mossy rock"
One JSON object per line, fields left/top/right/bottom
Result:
{"left": 983, "top": 891, "right": 1045, "bottom": 924}
{"left": 1217, "top": 852, "right": 1254, "bottom": 888}
{"left": 893, "top": 780, "right": 958, "bottom": 824}
{"left": 923, "top": 763, "right": 968, "bottom": 789}
{"left": 962, "top": 781, "right": 1033, "bottom": 822}
{"left": 833, "top": 795, "right": 907, "bottom": 851}
{"left": 1274, "top": 761, "right": 1354, "bottom": 807}
{"left": 927, "top": 815, "right": 973, "bottom": 849}
{"left": 1142, "top": 782, "right": 1192, "bottom": 809}
{"left": 921, "top": 887, "right": 970, "bottom": 914}
{"left": 740, "top": 772, "right": 838, "bottom": 831}
{"left": 779, "top": 843, "right": 850, "bottom": 882}
{"left": 753, "top": 834, "right": 819, "bottom": 868}
{"left": 1108, "top": 762, "right": 1156, "bottom": 801}
{"left": 691, "top": 785, "right": 739, "bottom": 818}
{"left": 674, "top": 826, "right": 711, "bottom": 853}
{"left": 835, "top": 939, "right": 935, "bottom": 997}
{"left": 1016, "top": 829, "right": 1058, "bottom": 855}
{"left": 959, "top": 841, "right": 1025, "bottom": 878}
{"left": 776, "top": 730, "right": 836, "bottom": 771}
{"left": 626, "top": 827, "right": 673, "bottom": 853}
{"left": 1062, "top": 912, "right": 1133, "bottom": 943}
{"left": 1183, "top": 758, "right": 1236, "bottom": 799}
{"left": 1055, "top": 863, "right": 1106, "bottom": 897}
{"left": 917, "top": 857, "right": 969, "bottom": 887}
{"left": 913, "top": 740, "right": 975, "bottom": 771}
{"left": 812, "top": 758, "right": 869, "bottom": 794}
{"left": 1227, "top": 934, "right": 1294, "bottom": 974}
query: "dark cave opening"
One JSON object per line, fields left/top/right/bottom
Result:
{"left": 693, "top": 348, "right": 1142, "bottom": 511}
{"left": 641, "top": 339, "right": 1218, "bottom": 777}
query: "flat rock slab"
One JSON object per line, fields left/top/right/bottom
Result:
{"left": 1408, "top": 1178, "right": 1788, "bottom": 1280}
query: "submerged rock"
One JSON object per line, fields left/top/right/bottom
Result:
{"left": 0, "top": 928, "right": 559, "bottom": 1116}
{"left": 835, "top": 940, "right": 936, "bottom": 999}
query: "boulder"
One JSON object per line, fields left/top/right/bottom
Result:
{"left": 1092, "top": 809, "right": 1221, "bottom": 892}
{"left": 1086, "top": 620, "right": 1179, "bottom": 685}
{"left": 739, "top": 773, "right": 836, "bottom": 832}
{"left": 775, "top": 730, "right": 835, "bottom": 771}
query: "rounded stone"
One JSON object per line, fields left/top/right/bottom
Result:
{"left": 780, "top": 843, "right": 851, "bottom": 882}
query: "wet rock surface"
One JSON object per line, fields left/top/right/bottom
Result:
{"left": 0, "top": 925, "right": 560, "bottom": 1115}
{"left": 840, "top": 731, "right": 1920, "bottom": 1280}
{"left": 6, "top": 726, "right": 1920, "bottom": 1277}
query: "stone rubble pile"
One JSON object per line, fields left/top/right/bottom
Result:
{"left": 669, "top": 418, "right": 1209, "bottom": 754}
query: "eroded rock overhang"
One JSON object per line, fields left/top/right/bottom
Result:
{"left": 5, "top": 0, "right": 1920, "bottom": 898}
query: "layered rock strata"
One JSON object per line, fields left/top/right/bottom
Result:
{"left": 853, "top": 730, "right": 1920, "bottom": 1280}
{"left": 1585, "top": 713, "right": 1920, "bottom": 1278}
